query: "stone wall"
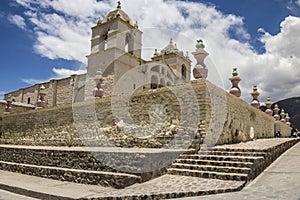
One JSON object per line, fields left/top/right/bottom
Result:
{"left": 274, "top": 121, "right": 292, "bottom": 137}
{"left": 0, "top": 80, "right": 288, "bottom": 149}
{"left": 0, "top": 101, "right": 35, "bottom": 118}
{"left": 205, "top": 83, "right": 277, "bottom": 146}
{"left": 5, "top": 74, "right": 115, "bottom": 108}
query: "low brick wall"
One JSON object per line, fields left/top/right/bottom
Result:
{"left": 0, "top": 80, "right": 287, "bottom": 149}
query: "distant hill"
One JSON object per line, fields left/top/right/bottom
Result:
{"left": 273, "top": 97, "right": 300, "bottom": 130}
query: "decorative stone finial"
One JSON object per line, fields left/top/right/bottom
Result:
{"left": 5, "top": 94, "right": 12, "bottom": 112}
{"left": 196, "top": 39, "right": 205, "bottom": 49}
{"left": 273, "top": 104, "right": 280, "bottom": 121}
{"left": 250, "top": 85, "right": 260, "bottom": 109}
{"left": 117, "top": 1, "right": 121, "bottom": 9}
{"left": 229, "top": 68, "right": 241, "bottom": 97}
{"left": 154, "top": 49, "right": 158, "bottom": 57}
{"left": 37, "top": 85, "right": 47, "bottom": 108}
{"left": 265, "top": 97, "right": 273, "bottom": 116}
{"left": 285, "top": 113, "right": 291, "bottom": 126}
{"left": 40, "top": 85, "right": 46, "bottom": 91}
{"left": 97, "top": 17, "right": 102, "bottom": 25}
{"left": 280, "top": 109, "right": 286, "bottom": 123}
{"left": 185, "top": 51, "right": 189, "bottom": 58}
{"left": 134, "top": 21, "right": 138, "bottom": 28}
{"left": 170, "top": 38, "right": 173, "bottom": 44}
{"left": 192, "top": 39, "right": 209, "bottom": 79}
{"left": 93, "top": 70, "right": 104, "bottom": 98}
{"left": 232, "top": 68, "right": 238, "bottom": 76}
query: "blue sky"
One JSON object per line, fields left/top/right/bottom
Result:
{"left": 0, "top": 0, "right": 300, "bottom": 102}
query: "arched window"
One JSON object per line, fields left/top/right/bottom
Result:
{"left": 102, "top": 33, "right": 108, "bottom": 51}
{"left": 104, "top": 40, "right": 108, "bottom": 51}
{"left": 125, "top": 32, "right": 134, "bottom": 54}
{"left": 151, "top": 75, "right": 158, "bottom": 89}
{"left": 181, "top": 64, "right": 187, "bottom": 81}
{"left": 160, "top": 78, "right": 165, "bottom": 88}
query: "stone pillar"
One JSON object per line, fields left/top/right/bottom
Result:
{"left": 192, "top": 39, "right": 209, "bottom": 79}
{"left": 265, "top": 97, "right": 273, "bottom": 116}
{"left": 5, "top": 94, "right": 12, "bottom": 113}
{"left": 229, "top": 68, "right": 241, "bottom": 97}
{"left": 285, "top": 113, "right": 291, "bottom": 126}
{"left": 273, "top": 104, "right": 280, "bottom": 121}
{"left": 280, "top": 109, "right": 286, "bottom": 123}
{"left": 37, "top": 85, "right": 47, "bottom": 108}
{"left": 250, "top": 86, "right": 260, "bottom": 109}
{"left": 93, "top": 70, "right": 104, "bottom": 98}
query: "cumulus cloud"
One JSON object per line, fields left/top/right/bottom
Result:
{"left": 52, "top": 68, "right": 86, "bottom": 78}
{"left": 21, "top": 67, "right": 87, "bottom": 85}
{"left": 8, "top": 14, "right": 26, "bottom": 29}
{"left": 21, "top": 78, "right": 49, "bottom": 85}
{"left": 0, "top": 91, "right": 6, "bottom": 100}
{"left": 12, "top": 0, "right": 300, "bottom": 102}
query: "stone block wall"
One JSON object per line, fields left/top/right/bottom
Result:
{"left": 5, "top": 74, "right": 115, "bottom": 108}
{"left": 274, "top": 121, "right": 292, "bottom": 137}
{"left": 0, "top": 80, "right": 288, "bottom": 149}
{"left": 0, "top": 101, "right": 35, "bottom": 118}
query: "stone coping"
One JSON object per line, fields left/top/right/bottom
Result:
{"left": 208, "top": 138, "right": 297, "bottom": 151}
{"left": 0, "top": 145, "right": 194, "bottom": 154}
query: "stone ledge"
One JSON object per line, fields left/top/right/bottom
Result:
{"left": 0, "top": 161, "right": 140, "bottom": 189}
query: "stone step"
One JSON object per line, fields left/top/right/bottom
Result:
{"left": 175, "top": 159, "right": 253, "bottom": 168}
{"left": 198, "top": 150, "right": 266, "bottom": 157}
{"left": 167, "top": 168, "right": 248, "bottom": 181}
{"left": 201, "top": 148, "right": 267, "bottom": 153}
{"left": 0, "top": 161, "right": 140, "bottom": 189}
{"left": 171, "top": 163, "right": 251, "bottom": 174}
{"left": 179, "top": 154, "right": 264, "bottom": 163}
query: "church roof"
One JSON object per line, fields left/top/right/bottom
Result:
{"left": 157, "top": 38, "right": 185, "bottom": 56}
{"left": 102, "top": 1, "right": 133, "bottom": 25}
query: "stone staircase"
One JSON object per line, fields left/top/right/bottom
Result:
{"left": 0, "top": 145, "right": 186, "bottom": 189}
{"left": 168, "top": 139, "right": 300, "bottom": 182}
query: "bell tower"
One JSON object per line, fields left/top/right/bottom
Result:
{"left": 87, "top": 1, "right": 142, "bottom": 77}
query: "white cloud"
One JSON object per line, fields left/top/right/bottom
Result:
{"left": 8, "top": 14, "right": 26, "bottom": 29}
{"left": 21, "top": 67, "right": 87, "bottom": 85}
{"left": 0, "top": 91, "right": 6, "bottom": 100}
{"left": 52, "top": 68, "right": 86, "bottom": 79}
{"left": 297, "top": 0, "right": 300, "bottom": 6}
{"left": 13, "top": 0, "right": 300, "bottom": 102}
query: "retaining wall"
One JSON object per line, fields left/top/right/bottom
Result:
{"left": 0, "top": 80, "right": 290, "bottom": 149}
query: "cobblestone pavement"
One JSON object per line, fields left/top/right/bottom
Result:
{"left": 87, "top": 175, "right": 244, "bottom": 198}
{"left": 0, "top": 170, "right": 244, "bottom": 199}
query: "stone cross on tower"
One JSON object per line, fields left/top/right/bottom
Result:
{"left": 192, "top": 39, "right": 209, "bottom": 79}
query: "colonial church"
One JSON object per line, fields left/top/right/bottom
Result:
{"left": 5, "top": 1, "right": 208, "bottom": 108}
